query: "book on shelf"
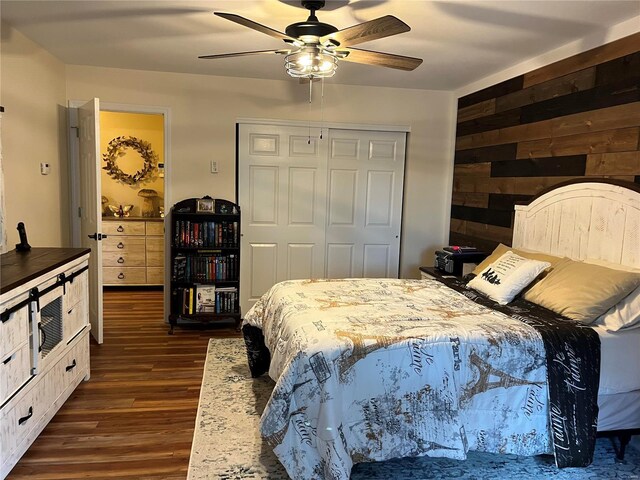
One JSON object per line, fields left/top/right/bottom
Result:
{"left": 195, "top": 284, "right": 216, "bottom": 313}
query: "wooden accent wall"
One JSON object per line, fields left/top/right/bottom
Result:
{"left": 450, "top": 33, "right": 640, "bottom": 253}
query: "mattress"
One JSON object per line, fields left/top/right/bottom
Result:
{"left": 595, "top": 325, "right": 640, "bottom": 395}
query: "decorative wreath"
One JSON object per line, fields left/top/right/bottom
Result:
{"left": 102, "top": 136, "right": 158, "bottom": 185}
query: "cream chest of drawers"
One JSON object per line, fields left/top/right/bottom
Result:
{"left": 102, "top": 218, "right": 165, "bottom": 286}
{"left": 1, "top": 248, "right": 91, "bottom": 478}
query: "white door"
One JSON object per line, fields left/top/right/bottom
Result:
{"left": 78, "top": 98, "right": 103, "bottom": 344}
{"left": 238, "top": 124, "right": 328, "bottom": 314}
{"left": 325, "top": 129, "right": 405, "bottom": 278}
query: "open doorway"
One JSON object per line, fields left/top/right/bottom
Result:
{"left": 69, "top": 101, "right": 171, "bottom": 344}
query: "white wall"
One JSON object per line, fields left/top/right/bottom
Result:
{"left": 0, "top": 22, "right": 69, "bottom": 248}
{"left": 66, "top": 65, "right": 457, "bottom": 278}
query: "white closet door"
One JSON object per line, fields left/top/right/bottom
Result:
{"left": 325, "top": 129, "right": 406, "bottom": 279}
{"left": 238, "top": 124, "right": 328, "bottom": 314}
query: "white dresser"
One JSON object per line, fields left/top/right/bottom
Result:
{"left": 0, "top": 248, "right": 91, "bottom": 478}
{"left": 102, "top": 218, "right": 164, "bottom": 285}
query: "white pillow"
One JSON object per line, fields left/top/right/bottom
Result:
{"left": 593, "top": 285, "right": 640, "bottom": 332}
{"left": 468, "top": 251, "right": 551, "bottom": 305}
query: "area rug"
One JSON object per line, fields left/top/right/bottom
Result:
{"left": 188, "top": 338, "right": 640, "bottom": 480}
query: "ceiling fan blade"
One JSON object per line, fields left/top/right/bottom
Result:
{"left": 214, "top": 12, "right": 295, "bottom": 42}
{"left": 321, "top": 15, "right": 410, "bottom": 47}
{"left": 199, "top": 49, "right": 290, "bottom": 60}
{"left": 340, "top": 47, "right": 423, "bottom": 71}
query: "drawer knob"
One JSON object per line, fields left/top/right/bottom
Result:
{"left": 68, "top": 308, "right": 74, "bottom": 315}
{"left": 66, "top": 359, "right": 77, "bottom": 372}
{"left": 118, "top": 273, "right": 125, "bottom": 279}
{"left": 2, "top": 354, "right": 13, "bottom": 365}
{"left": 117, "top": 225, "right": 124, "bottom": 232}
{"left": 18, "top": 406, "right": 33, "bottom": 426}
{"left": 117, "top": 242, "right": 125, "bottom": 249}
{"left": 117, "top": 257, "right": 125, "bottom": 264}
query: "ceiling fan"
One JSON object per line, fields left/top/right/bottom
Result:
{"left": 199, "top": 0, "right": 423, "bottom": 80}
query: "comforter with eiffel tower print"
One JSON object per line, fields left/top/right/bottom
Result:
{"left": 242, "top": 277, "right": 599, "bottom": 480}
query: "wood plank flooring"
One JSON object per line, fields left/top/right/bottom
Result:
{"left": 8, "top": 289, "right": 240, "bottom": 479}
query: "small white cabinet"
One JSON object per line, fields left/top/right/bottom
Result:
{"left": 0, "top": 248, "right": 91, "bottom": 478}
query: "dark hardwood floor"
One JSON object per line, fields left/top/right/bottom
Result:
{"left": 8, "top": 289, "right": 240, "bottom": 479}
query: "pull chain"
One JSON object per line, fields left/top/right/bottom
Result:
{"left": 320, "top": 77, "right": 325, "bottom": 140}
{"left": 308, "top": 77, "right": 313, "bottom": 144}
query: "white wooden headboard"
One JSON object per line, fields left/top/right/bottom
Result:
{"left": 512, "top": 181, "right": 640, "bottom": 268}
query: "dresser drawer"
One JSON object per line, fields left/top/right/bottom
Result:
{"left": 0, "top": 303, "right": 29, "bottom": 360}
{"left": 49, "top": 333, "right": 89, "bottom": 400}
{"left": 0, "top": 373, "right": 52, "bottom": 467}
{"left": 103, "top": 267, "right": 147, "bottom": 285}
{"left": 146, "top": 267, "right": 165, "bottom": 285}
{"left": 64, "top": 299, "right": 87, "bottom": 341}
{"left": 102, "top": 221, "right": 145, "bottom": 236}
{"left": 0, "top": 343, "right": 31, "bottom": 405}
{"left": 103, "top": 251, "right": 146, "bottom": 267}
{"left": 64, "top": 268, "right": 88, "bottom": 310}
{"left": 145, "top": 221, "right": 164, "bottom": 236}
{"left": 103, "top": 236, "right": 146, "bottom": 254}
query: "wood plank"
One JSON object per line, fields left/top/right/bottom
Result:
{"left": 523, "top": 32, "right": 640, "bottom": 88}
{"left": 495, "top": 68, "right": 596, "bottom": 113}
{"left": 453, "top": 162, "right": 491, "bottom": 177}
{"left": 516, "top": 127, "right": 639, "bottom": 159}
{"left": 585, "top": 151, "right": 640, "bottom": 175}
{"left": 453, "top": 176, "right": 578, "bottom": 195}
{"left": 457, "top": 98, "right": 496, "bottom": 123}
{"left": 454, "top": 143, "right": 517, "bottom": 164}
{"left": 456, "top": 108, "right": 522, "bottom": 137}
{"left": 491, "top": 155, "right": 587, "bottom": 177}
{"left": 458, "top": 75, "right": 524, "bottom": 109}
{"left": 449, "top": 232, "right": 501, "bottom": 254}
{"left": 595, "top": 51, "right": 640, "bottom": 87}
{"left": 450, "top": 205, "right": 513, "bottom": 228}
{"left": 8, "top": 289, "right": 240, "bottom": 479}
{"left": 452, "top": 220, "right": 514, "bottom": 245}
{"left": 520, "top": 75, "right": 639, "bottom": 125}
{"left": 451, "top": 192, "right": 489, "bottom": 208}
{"left": 488, "top": 193, "right": 532, "bottom": 211}
{"left": 457, "top": 102, "right": 640, "bottom": 151}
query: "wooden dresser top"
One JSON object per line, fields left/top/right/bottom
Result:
{"left": 1, "top": 248, "right": 90, "bottom": 295}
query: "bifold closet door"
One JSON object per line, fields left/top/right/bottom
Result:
{"left": 238, "top": 124, "right": 328, "bottom": 314}
{"left": 325, "top": 129, "right": 405, "bottom": 279}
{"left": 238, "top": 123, "right": 406, "bottom": 314}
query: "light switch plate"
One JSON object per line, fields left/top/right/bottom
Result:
{"left": 40, "top": 162, "right": 51, "bottom": 175}
{"left": 210, "top": 160, "right": 218, "bottom": 174}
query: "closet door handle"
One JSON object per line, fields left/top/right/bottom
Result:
{"left": 118, "top": 273, "right": 125, "bottom": 279}
{"left": 66, "top": 359, "right": 77, "bottom": 372}
{"left": 18, "top": 406, "right": 33, "bottom": 426}
{"left": 117, "top": 257, "right": 125, "bottom": 264}
{"left": 117, "top": 225, "right": 124, "bottom": 232}
{"left": 117, "top": 242, "right": 125, "bottom": 249}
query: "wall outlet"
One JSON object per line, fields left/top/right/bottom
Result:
{"left": 40, "top": 162, "right": 51, "bottom": 175}
{"left": 210, "top": 160, "right": 218, "bottom": 174}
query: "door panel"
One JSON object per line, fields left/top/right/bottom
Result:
{"left": 326, "top": 129, "right": 405, "bottom": 279}
{"left": 78, "top": 98, "right": 103, "bottom": 344}
{"left": 240, "top": 124, "right": 328, "bottom": 313}
{"left": 326, "top": 243, "right": 354, "bottom": 278}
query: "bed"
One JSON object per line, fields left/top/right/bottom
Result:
{"left": 242, "top": 179, "right": 640, "bottom": 480}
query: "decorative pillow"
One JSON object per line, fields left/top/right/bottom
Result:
{"left": 523, "top": 259, "right": 640, "bottom": 324}
{"left": 468, "top": 251, "right": 551, "bottom": 305}
{"left": 593, "top": 285, "right": 640, "bottom": 332}
{"left": 472, "top": 243, "right": 562, "bottom": 277}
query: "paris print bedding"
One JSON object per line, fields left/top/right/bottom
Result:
{"left": 242, "top": 277, "right": 599, "bottom": 480}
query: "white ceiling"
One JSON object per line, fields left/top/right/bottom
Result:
{"left": 2, "top": 0, "right": 639, "bottom": 91}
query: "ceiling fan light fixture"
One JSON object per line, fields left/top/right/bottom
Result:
{"left": 285, "top": 48, "right": 337, "bottom": 78}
